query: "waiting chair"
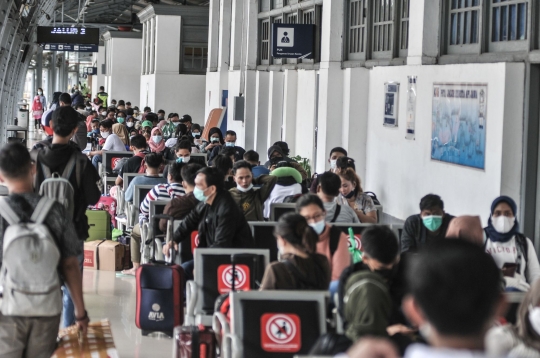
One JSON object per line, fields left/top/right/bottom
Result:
{"left": 270, "top": 203, "right": 296, "bottom": 222}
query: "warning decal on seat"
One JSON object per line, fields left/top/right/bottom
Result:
{"left": 217, "top": 264, "right": 250, "bottom": 293}
{"left": 260, "top": 313, "right": 301, "bottom": 353}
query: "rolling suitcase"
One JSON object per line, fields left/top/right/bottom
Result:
{"left": 173, "top": 324, "right": 217, "bottom": 358}
{"left": 136, "top": 216, "right": 184, "bottom": 336}
{"left": 86, "top": 210, "right": 111, "bottom": 241}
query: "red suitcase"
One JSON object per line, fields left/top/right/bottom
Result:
{"left": 93, "top": 195, "right": 117, "bottom": 228}
{"left": 173, "top": 325, "right": 217, "bottom": 358}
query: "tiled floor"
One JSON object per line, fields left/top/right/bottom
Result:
{"left": 83, "top": 270, "right": 174, "bottom": 358}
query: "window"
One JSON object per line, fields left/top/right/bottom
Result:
{"left": 449, "top": 0, "right": 481, "bottom": 47}
{"left": 260, "top": 20, "right": 270, "bottom": 64}
{"left": 489, "top": 0, "right": 529, "bottom": 52}
{"left": 346, "top": 0, "right": 410, "bottom": 62}
{"left": 181, "top": 46, "right": 208, "bottom": 74}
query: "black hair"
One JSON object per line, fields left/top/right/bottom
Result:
{"left": 318, "top": 171, "right": 341, "bottom": 197}
{"left": 91, "top": 119, "right": 100, "bottom": 125}
{"left": 273, "top": 141, "right": 290, "bottom": 156}
{"left": 0, "top": 143, "right": 32, "bottom": 179}
{"left": 361, "top": 226, "right": 399, "bottom": 265}
{"left": 157, "top": 109, "right": 165, "bottom": 115}
{"left": 213, "top": 154, "right": 233, "bottom": 178}
{"left": 76, "top": 104, "right": 85, "bottom": 110}
{"left": 130, "top": 134, "right": 147, "bottom": 149}
{"left": 118, "top": 100, "right": 125, "bottom": 106}
{"left": 180, "top": 114, "right": 192, "bottom": 123}
{"left": 233, "top": 160, "right": 253, "bottom": 175}
{"left": 275, "top": 213, "right": 319, "bottom": 254}
{"left": 244, "top": 150, "right": 259, "bottom": 163}
{"left": 407, "top": 239, "right": 501, "bottom": 336}
{"left": 175, "top": 123, "right": 188, "bottom": 138}
{"left": 59, "top": 92, "right": 72, "bottom": 105}
{"left": 295, "top": 194, "right": 325, "bottom": 213}
{"left": 99, "top": 120, "right": 113, "bottom": 130}
{"left": 117, "top": 111, "right": 126, "bottom": 118}
{"left": 419, "top": 194, "right": 444, "bottom": 211}
{"left": 175, "top": 140, "right": 192, "bottom": 153}
{"left": 52, "top": 106, "right": 80, "bottom": 137}
{"left": 329, "top": 147, "right": 348, "bottom": 158}
{"left": 225, "top": 130, "right": 237, "bottom": 138}
{"left": 208, "top": 127, "right": 224, "bottom": 144}
{"left": 168, "top": 162, "right": 184, "bottom": 183}
{"left": 107, "top": 109, "right": 116, "bottom": 115}
{"left": 197, "top": 167, "right": 224, "bottom": 192}
{"left": 144, "top": 106, "right": 151, "bottom": 112}
{"left": 99, "top": 86, "right": 105, "bottom": 90}
{"left": 126, "top": 108, "right": 134, "bottom": 116}
{"left": 220, "top": 146, "right": 236, "bottom": 158}
{"left": 126, "top": 101, "right": 131, "bottom": 105}
{"left": 192, "top": 123, "right": 201, "bottom": 132}
{"left": 145, "top": 113, "right": 158, "bottom": 123}
{"left": 181, "top": 163, "right": 203, "bottom": 187}
{"left": 144, "top": 152, "right": 163, "bottom": 169}
{"left": 336, "top": 156, "right": 356, "bottom": 171}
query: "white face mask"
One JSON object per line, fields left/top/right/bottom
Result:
{"left": 309, "top": 220, "right": 326, "bottom": 235}
{"left": 236, "top": 184, "right": 254, "bottom": 193}
{"left": 100, "top": 131, "right": 110, "bottom": 139}
{"left": 529, "top": 306, "right": 540, "bottom": 336}
{"left": 177, "top": 156, "right": 190, "bottom": 163}
{"left": 101, "top": 111, "right": 107, "bottom": 116}
{"left": 330, "top": 159, "right": 337, "bottom": 170}
{"left": 127, "top": 122, "right": 134, "bottom": 128}
{"left": 492, "top": 216, "right": 515, "bottom": 234}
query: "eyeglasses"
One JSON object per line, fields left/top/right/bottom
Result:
{"left": 303, "top": 212, "right": 325, "bottom": 223}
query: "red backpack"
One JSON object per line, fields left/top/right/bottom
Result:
{"left": 33, "top": 96, "right": 43, "bottom": 112}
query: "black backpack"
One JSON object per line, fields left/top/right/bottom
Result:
{"left": 364, "top": 191, "right": 381, "bottom": 206}
{"left": 309, "top": 333, "right": 352, "bottom": 356}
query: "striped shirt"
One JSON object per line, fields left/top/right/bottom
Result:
{"left": 139, "top": 182, "right": 185, "bottom": 222}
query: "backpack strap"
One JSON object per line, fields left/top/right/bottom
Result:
{"left": 30, "top": 198, "right": 55, "bottom": 225}
{"left": 331, "top": 204, "right": 341, "bottom": 223}
{"left": 62, "top": 153, "right": 77, "bottom": 181}
{"left": 515, "top": 233, "right": 529, "bottom": 282}
{"left": 329, "top": 226, "right": 342, "bottom": 258}
{"left": 0, "top": 198, "right": 21, "bottom": 226}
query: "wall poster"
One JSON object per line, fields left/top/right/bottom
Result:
{"left": 405, "top": 76, "right": 417, "bottom": 140}
{"left": 383, "top": 82, "right": 399, "bottom": 127}
{"left": 431, "top": 83, "right": 487, "bottom": 170}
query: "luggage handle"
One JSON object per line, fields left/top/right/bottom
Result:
{"left": 154, "top": 214, "right": 176, "bottom": 264}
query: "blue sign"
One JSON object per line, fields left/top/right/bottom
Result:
{"left": 41, "top": 43, "right": 99, "bottom": 53}
{"left": 272, "top": 24, "right": 314, "bottom": 59}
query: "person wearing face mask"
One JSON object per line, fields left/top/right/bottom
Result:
{"left": 229, "top": 160, "right": 278, "bottom": 222}
{"left": 164, "top": 123, "right": 188, "bottom": 150}
{"left": 337, "top": 168, "right": 377, "bottom": 223}
{"left": 31, "top": 88, "right": 46, "bottom": 130}
{"left": 125, "top": 116, "right": 135, "bottom": 129}
{"left": 266, "top": 144, "right": 308, "bottom": 181}
{"left": 401, "top": 194, "right": 455, "bottom": 254}
{"left": 296, "top": 194, "right": 351, "bottom": 282}
{"left": 201, "top": 127, "right": 224, "bottom": 156}
{"left": 85, "top": 111, "right": 98, "bottom": 131}
{"left": 316, "top": 171, "right": 359, "bottom": 224}
{"left": 148, "top": 127, "right": 166, "bottom": 154}
{"left": 162, "top": 113, "right": 180, "bottom": 140}
{"left": 260, "top": 213, "right": 331, "bottom": 290}
{"left": 191, "top": 123, "right": 203, "bottom": 145}
{"left": 208, "top": 130, "right": 246, "bottom": 165}
{"left": 162, "top": 167, "right": 254, "bottom": 283}
{"left": 486, "top": 279, "right": 540, "bottom": 358}
{"left": 116, "top": 111, "right": 127, "bottom": 125}
{"left": 115, "top": 135, "right": 148, "bottom": 187}
{"left": 309, "top": 147, "right": 348, "bottom": 193}
{"left": 87, "top": 120, "right": 127, "bottom": 170}
{"left": 484, "top": 196, "right": 540, "bottom": 292}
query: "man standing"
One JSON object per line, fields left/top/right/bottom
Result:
{"left": 34, "top": 106, "right": 101, "bottom": 329}
{"left": 97, "top": 86, "right": 108, "bottom": 108}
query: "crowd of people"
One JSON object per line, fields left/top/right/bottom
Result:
{"left": 0, "top": 86, "right": 538, "bottom": 357}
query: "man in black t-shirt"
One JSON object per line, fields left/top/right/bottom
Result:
{"left": 116, "top": 135, "right": 147, "bottom": 187}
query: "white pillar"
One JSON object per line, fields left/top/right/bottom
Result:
{"left": 254, "top": 71, "right": 269, "bottom": 155}
{"left": 91, "top": 46, "right": 105, "bottom": 96}
{"left": 207, "top": 0, "right": 220, "bottom": 72}
{"left": 282, "top": 70, "right": 298, "bottom": 156}
{"left": 407, "top": 0, "right": 439, "bottom": 65}
{"left": 267, "top": 71, "right": 284, "bottom": 146}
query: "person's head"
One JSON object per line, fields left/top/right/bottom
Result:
{"left": 329, "top": 147, "right": 348, "bottom": 170}
{"left": 273, "top": 141, "right": 290, "bottom": 157}
{"left": 232, "top": 160, "right": 253, "bottom": 190}
{"left": 419, "top": 194, "right": 445, "bottom": 232}
{"left": 90, "top": 110, "right": 97, "bottom": 118}
{"left": 167, "top": 162, "right": 184, "bottom": 184}
{"left": 0, "top": 143, "right": 34, "bottom": 188}
{"left": 516, "top": 279, "right": 540, "bottom": 351}
{"left": 179, "top": 114, "right": 192, "bottom": 130}
{"left": 99, "top": 86, "right": 105, "bottom": 91}
{"left": 361, "top": 226, "right": 400, "bottom": 278}
{"left": 316, "top": 171, "right": 341, "bottom": 200}
{"left": 403, "top": 240, "right": 504, "bottom": 347}
{"left": 243, "top": 150, "right": 260, "bottom": 166}
{"left": 59, "top": 92, "right": 72, "bottom": 106}
{"left": 175, "top": 123, "right": 188, "bottom": 138}
{"left": 37, "top": 87, "right": 43, "bottom": 95}
{"left": 220, "top": 146, "right": 236, "bottom": 163}
{"left": 52, "top": 106, "right": 80, "bottom": 138}
{"left": 181, "top": 163, "right": 203, "bottom": 191}
{"left": 157, "top": 109, "right": 165, "bottom": 119}
{"left": 126, "top": 101, "right": 131, "bottom": 108}
{"left": 117, "top": 111, "right": 126, "bottom": 124}
{"left": 194, "top": 167, "right": 224, "bottom": 204}
{"left": 130, "top": 134, "right": 147, "bottom": 151}
{"left": 213, "top": 154, "right": 233, "bottom": 178}
{"left": 118, "top": 100, "right": 125, "bottom": 106}
{"left": 91, "top": 119, "right": 100, "bottom": 131}
{"left": 144, "top": 152, "right": 162, "bottom": 171}
{"left": 489, "top": 196, "right": 518, "bottom": 234}
{"left": 296, "top": 194, "right": 327, "bottom": 235}
{"left": 268, "top": 145, "right": 285, "bottom": 161}
{"left": 175, "top": 140, "right": 192, "bottom": 163}
{"left": 339, "top": 168, "right": 363, "bottom": 199}
{"left": 76, "top": 103, "right": 85, "bottom": 111}
{"left": 144, "top": 106, "right": 151, "bottom": 113}
{"left": 99, "top": 120, "right": 113, "bottom": 138}
{"left": 150, "top": 127, "right": 163, "bottom": 143}
{"left": 224, "top": 130, "right": 237, "bottom": 147}
{"left": 170, "top": 113, "right": 180, "bottom": 124}
{"left": 106, "top": 109, "right": 116, "bottom": 120}
{"left": 335, "top": 156, "right": 356, "bottom": 173}
{"left": 445, "top": 216, "right": 484, "bottom": 246}
{"left": 111, "top": 99, "right": 117, "bottom": 106}
{"left": 274, "top": 213, "right": 319, "bottom": 255}
{"left": 208, "top": 127, "right": 224, "bottom": 144}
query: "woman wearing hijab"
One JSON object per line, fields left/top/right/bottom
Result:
{"left": 445, "top": 215, "right": 485, "bottom": 246}
{"left": 200, "top": 127, "right": 224, "bottom": 154}
{"left": 484, "top": 196, "right": 540, "bottom": 292}
{"left": 112, "top": 123, "right": 130, "bottom": 149}
{"left": 487, "top": 279, "right": 540, "bottom": 357}
{"left": 148, "top": 127, "right": 166, "bottom": 153}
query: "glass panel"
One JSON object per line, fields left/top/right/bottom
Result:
{"left": 491, "top": 0, "right": 528, "bottom": 42}
{"left": 518, "top": 3, "right": 527, "bottom": 40}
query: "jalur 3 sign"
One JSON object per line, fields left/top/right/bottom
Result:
{"left": 272, "top": 24, "right": 314, "bottom": 59}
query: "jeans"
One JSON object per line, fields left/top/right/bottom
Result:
{"left": 92, "top": 154, "right": 102, "bottom": 171}
{"left": 62, "top": 242, "right": 84, "bottom": 328}
{"left": 329, "top": 280, "right": 339, "bottom": 308}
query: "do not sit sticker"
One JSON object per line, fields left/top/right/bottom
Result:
{"left": 260, "top": 313, "right": 302, "bottom": 353}
{"left": 217, "top": 264, "right": 250, "bottom": 293}
{"left": 347, "top": 234, "right": 362, "bottom": 251}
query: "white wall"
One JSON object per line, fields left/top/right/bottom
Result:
{"left": 365, "top": 62, "right": 525, "bottom": 224}
{"left": 109, "top": 37, "right": 142, "bottom": 105}
{"left": 91, "top": 46, "right": 105, "bottom": 97}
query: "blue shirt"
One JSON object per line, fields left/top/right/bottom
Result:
{"left": 252, "top": 165, "right": 270, "bottom": 178}
{"left": 125, "top": 175, "right": 166, "bottom": 203}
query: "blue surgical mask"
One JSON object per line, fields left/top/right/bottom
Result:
{"left": 172, "top": 122, "right": 179, "bottom": 127}
{"left": 176, "top": 156, "right": 191, "bottom": 164}
{"left": 117, "top": 117, "right": 125, "bottom": 124}
{"left": 309, "top": 220, "right": 326, "bottom": 235}
{"left": 194, "top": 187, "right": 209, "bottom": 202}
{"left": 211, "top": 137, "right": 220, "bottom": 143}
{"left": 422, "top": 215, "right": 443, "bottom": 232}
{"left": 225, "top": 142, "right": 235, "bottom": 147}
{"left": 192, "top": 132, "right": 199, "bottom": 137}
{"left": 152, "top": 135, "right": 162, "bottom": 143}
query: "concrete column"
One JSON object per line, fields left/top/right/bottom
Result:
{"left": 217, "top": 0, "right": 232, "bottom": 72}
{"left": 229, "top": 0, "right": 243, "bottom": 70}
{"left": 282, "top": 70, "right": 298, "bottom": 156}
{"left": 243, "top": 70, "right": 257, "bottom": 151}
{"left": 316, "top": 0, "right": 345, "bottom": 173}
{"left": 207, "top": 0, "right": 220, "bottom": 72}
{"left": 267, "top": 72, "right": 284, "bottom": 146}
{"left": 155, "top": 15, "right": 181, "bottom": 74}
{"left": 91, "top": 46, "right": 106, "bottom": 97}
{"left": 254, "top": 71, "right": 269, "bottom": 155}
{"left": 244, "top": 0, "right": 258, "bottom": 70}
{"left": 407, "top": 0, "right": 440, "bottom": 65}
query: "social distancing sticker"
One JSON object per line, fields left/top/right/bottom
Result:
{"left": 217, "top": 264, "right": 250, "bottom": 293}
{"left": 111, "top": 157, "right": 122, "bottom": 169}
{"left": 191, "top": 231, "right": 199, "bottom": 253}
{"left": 260, "top": 313, "right": 301, "bottom": 353}
{"left": 347, "top": 235, "right": 362, "bottom": 251}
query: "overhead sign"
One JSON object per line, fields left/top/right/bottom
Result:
{"left": 85, "top": 67, "right": 98, "bottom": 75}
{"left": 41, "top": 43, "right": 99, "bottom": 53}
{"left": 37, "top": 26, "right": 99, "bottom": 45}
{"left": 272, "top": 24, "right": 314, "bottom": 59}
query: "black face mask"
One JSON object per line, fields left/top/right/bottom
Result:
{"left": 344, "top": 189, "right": 356, "bottom": 199}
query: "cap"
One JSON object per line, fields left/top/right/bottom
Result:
{"left": 179, "top": 114, "right": 192, "bottom": 123}
{"left": 142, "top": 120, "right": 153, "bottom": 128}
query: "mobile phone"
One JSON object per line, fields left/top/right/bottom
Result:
{"left": 502, "top": 263, "right": 517, "bottom": 277}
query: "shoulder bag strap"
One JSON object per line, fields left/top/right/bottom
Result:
{"left": 0, "top": 198, "right": 21, "bottom": 226}
{"left": 30, "top": 197, "right": 55, "bottom": 225}
{"left": 329, "top": 226, "right": 341, "bottom": 257}
{"left": 331, "top": 204, "right": 341, "bottom": 223}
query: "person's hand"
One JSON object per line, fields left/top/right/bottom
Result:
{"left": 270, "top": 165, "right": 277, "bottom": 171}
{"left": 162, "top": 241, "right": 178, "bottom": 257}
{"left": 387, "top": 324, "right": 417, "bottom": 336}
{"left": 75, "top": 310, "right": 90, "bottom": 335}
{"left": 346, "top": 337, "right": 399, "bottom": 358}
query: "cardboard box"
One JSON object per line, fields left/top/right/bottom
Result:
{"left": 98, "top": 240, "right": 125, "bottom": 271}
{"left": 52, "top": 319, "right": 118, "bottom": 358}
{"left": 83, "top": 240, "right": 104, "bottom": 270}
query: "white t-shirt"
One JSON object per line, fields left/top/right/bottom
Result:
{"left": 263, "top": 183, "right": 302, "bottom": 219}
{"left": 103, "top": 133, "right": 127, "bottom": 152}
{"left": 485, "top": 235, "right": 540, "bottom": 290}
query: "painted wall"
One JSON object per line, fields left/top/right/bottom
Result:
{"left": 91, "top": 46, "right": 106, "bottom": 97}
{"left": 365, "top": 62, "right": 525, "bottom": 224}
{"left": 108, "top": 37, "right": 142, "bottom": 105}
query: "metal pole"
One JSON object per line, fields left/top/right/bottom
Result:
{"left": 0, "top": 0, "right": 15, "bottom": 46}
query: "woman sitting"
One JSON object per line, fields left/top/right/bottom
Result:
{"left": 148, "top": 127, "right": 166, "bottom": 154}
{"left": 260, "top": 213, "right": 331, "bottom": 290}
{"left": 337, "top": 168, "right": 377, "bottom": 223}
{"left": 112, "top": 123, "right": 130, "bottom": 150}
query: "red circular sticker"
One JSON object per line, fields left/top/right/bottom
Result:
{"left": 260, "top": 313, "right": 302, "bottom": 353}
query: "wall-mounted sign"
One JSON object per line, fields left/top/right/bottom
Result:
{"left": 384, "top": 82, "right": 400, "bottom": 127}
{"left": 272, "top": 24, "right": 314, "bottom": 59}
{"left": 41, "top": 43, "right": 99, "bottom": 53}
{"left": 406, "top": 76, "right": 417, "bottom": 140}
{"left": 85, "top": 67, "right": 98, "bottom": 75}
{"left": 37, "top": 26, "right": 99, "bottom": 45}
